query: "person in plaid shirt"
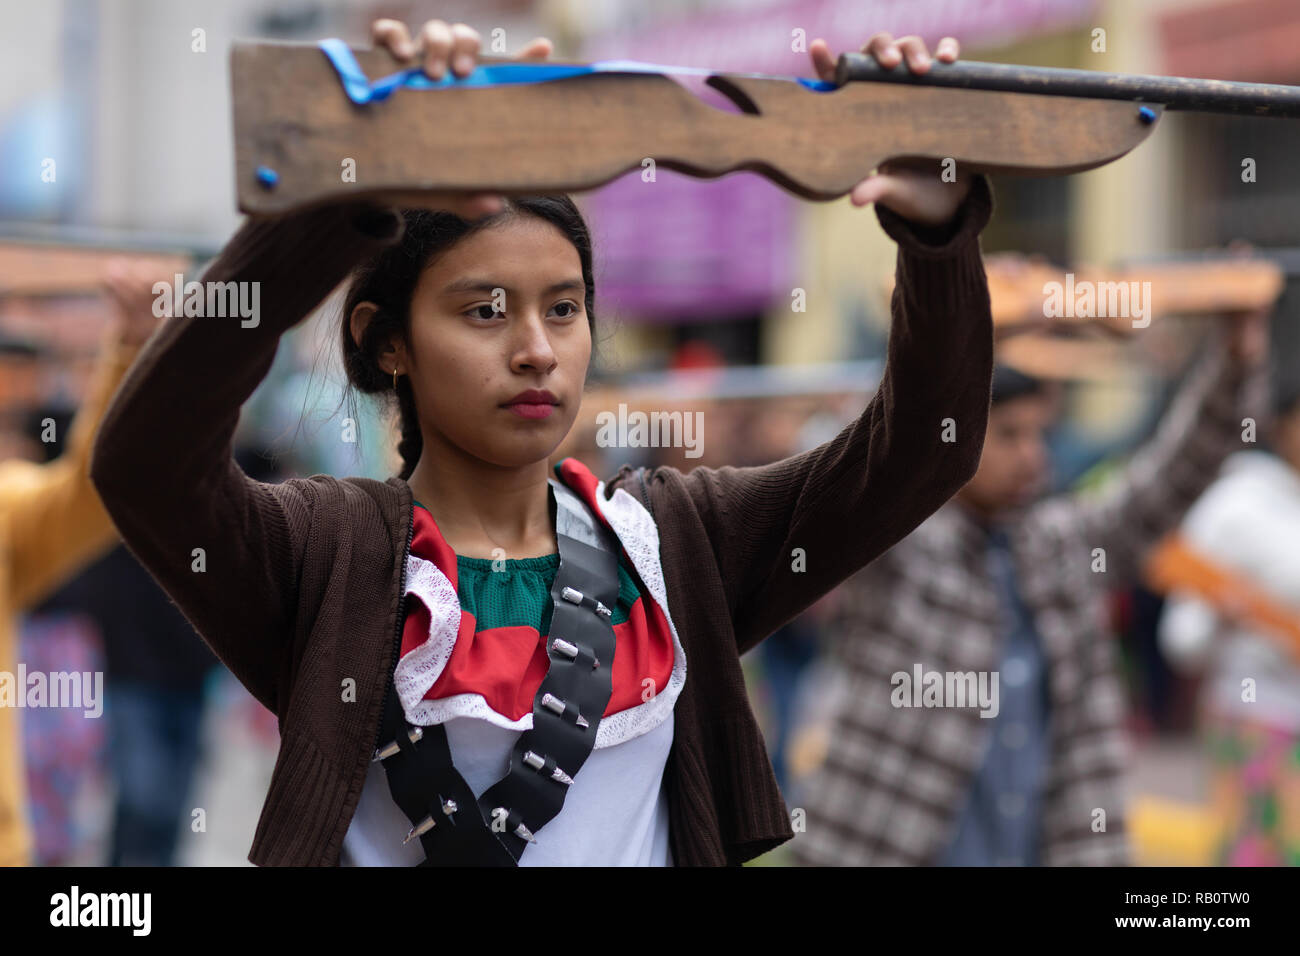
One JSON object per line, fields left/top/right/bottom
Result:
{"left": 790, "top": 311, "right": 1269, "bottom": 866}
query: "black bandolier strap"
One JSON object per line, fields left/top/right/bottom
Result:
{"left": 375, "top": 479, "right": 622, "bottom": 865}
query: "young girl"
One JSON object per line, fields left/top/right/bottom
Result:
{"left": 92, "top": 20, "right": 995, "bottom": 866}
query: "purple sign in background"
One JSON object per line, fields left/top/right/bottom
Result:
{"left": 580, "top": 0, "right": 1098, "bottom": 321}
{"left": 585, "top": 169, "right": 796, "bottom": 322}
{"left": 583, "top": 0, "right": 1098, "bottom": 75}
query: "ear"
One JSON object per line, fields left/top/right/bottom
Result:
{"left": 381, "top": 332, "right": 406, "bottom": 375}
{"left": 349, "top": 300, "right": 380, "bottom": 351}
{"left": 351, "top": 300, "right": 408, "bottom": 377}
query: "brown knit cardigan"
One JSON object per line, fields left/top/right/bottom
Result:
{"left": 89, "top": 177, "right": 994, "bottom": 865}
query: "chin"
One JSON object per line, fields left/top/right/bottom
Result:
{"left": 487, "top": 431, "right": 571, "bottom": 469}
{"left": 1009, "top": 485, "right": 1040, "bottom": 508}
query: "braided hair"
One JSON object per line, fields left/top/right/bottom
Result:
{"left": 340, "top": 197, "right": 598, "bottom": 481}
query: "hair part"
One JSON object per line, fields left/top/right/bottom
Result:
{"left": 339, "top": 196, "right": 599, "bottom": 481}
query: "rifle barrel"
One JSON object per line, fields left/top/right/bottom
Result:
{"left": 835, "top": 54, "right": 1300, "bottom": 118}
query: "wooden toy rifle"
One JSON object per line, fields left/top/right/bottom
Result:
{"left": 1147, "top": 535, "right": 1300, "bottom": 665}
{"left": 231, "top": 40, "right": 1300, "bottom": 216}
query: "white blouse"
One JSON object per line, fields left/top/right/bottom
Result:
{"left": 341, "top": 712, "right": 674, "bottom": 866}
{"left": 341, "top": 472, "right": 686, "bottom": 866}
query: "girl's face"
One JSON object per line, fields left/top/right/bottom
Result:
{"left": 402, "top": 214, "right": 591, "bottom": 470}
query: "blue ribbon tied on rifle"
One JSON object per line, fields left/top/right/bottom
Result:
{"left": 317, "top": 37, "right": 837, "bottom": 105}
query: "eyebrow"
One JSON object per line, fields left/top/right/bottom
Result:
{"left": 439, "top": 278, "right": 586, "bottom": 296}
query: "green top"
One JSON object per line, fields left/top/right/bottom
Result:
{"left": 412, "top": 499, "right": 639, "bottom": 633}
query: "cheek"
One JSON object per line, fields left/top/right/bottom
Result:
{"left": 412, "top": 341, "right": 490, "bottom": 416}
{"left": 560, "top": 320, "right": 593, "bottom": 362}
{"left": 985, "top": 435, "right": 1014, "bottom": 468}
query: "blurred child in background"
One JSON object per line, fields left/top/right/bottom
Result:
{"left": 1160, "top": 381, "right": 1300, "bottom": 865}
{"left": 793, "top": 310, "right": 1268, "bottom": 866}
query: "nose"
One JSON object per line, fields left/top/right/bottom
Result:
{"left": 1023, "top": 436, "right": 1048, "bottom": 479}
{"left": 509, "top": 309, "right": 558, "bottom": 375}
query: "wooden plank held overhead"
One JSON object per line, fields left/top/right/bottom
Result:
{"left": 979, "top": 255, "right": 1286, "bottom": 331}
{"left": 0, "top": 243, "right": 191, "bottom": 297}
{"left": 880, "top": 253, "right": 1285, "bottom": 381}
{"left": 230, "top": 41, "right": 1162, "bottom": 216}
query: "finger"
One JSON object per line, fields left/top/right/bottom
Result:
{"left": 106, "top": 265, "right": 153, "bottom": 297}
{"left": 849, "top": 173, "right": 890, "bottom": 207}
{"left": 448, "top": 23, "right": 480, "bottom": 77}
{"left": 103, "top": 276, "right": 153, "bottom": 315}
{"left": 371, "top": 19, "right": 415, "bottom": 61}
{"left": 809, "top": 38, "right": 837, "bottom": 83}
{"left": 103, "top": 264, "right": 141, "bottom": 301}
{"left": 935, "top": 36, "right": 959, "bottom": 62}
{"left": 442, "top": 192, "right": 505, "bottom": 219}
{"left": 102, "top": 277, "right": 126, "bottom": 309}
{"left": 465, "top": 193, "right": 505, "bottom": 217}
{"left": 894, "top": 35, "right": 931, "bottom": 73}
{"left": 863, "top": 33, "right": 901, "bottom": 69}
{"left": 417, "top": 19, "right": 453, "bottom": 79}
{"left": 104, "top": 258, "right": 127, "bottom": 285}
{"left": 513, "top": 37, "right": 553, "bottom": 61}
{"left": 376, "top": 189, "right": 503, "bottom": 218}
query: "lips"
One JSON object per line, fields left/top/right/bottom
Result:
{"left": 502, "top": 388, "right": 558, "bottom": 421}
{"left": 503, "top": 389, "right": 558, "bottom": 407}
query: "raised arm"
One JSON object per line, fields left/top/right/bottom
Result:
{"left": 89, "top": 16, "right": 559, "bottom": 716}
{"left": 90, "top": 20, "right": 567, "bottom": 712}
{"left": 0, "top": 323, "right": 142, "bottom": 609}
{"left": 89, "top": 203, "right": 405, "bottom": 711}
{"left": 1061, "top": 311, "right": 1270, "bottom": 586}
{"left": 645, "top": 173, "right": 994, "bottom": 656}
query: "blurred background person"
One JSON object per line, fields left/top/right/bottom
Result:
{"left": 0, "top": 263, "right": 154, "bottom": 866}
{"left": 22, "top": 469, "right": 274, "bottom": 866}
{"left": 14, "top": 403, "right": 106, "bottom": 865}
{"left": 790, "top": 310, "right": 1268, "bottom": 866}
{"left": 17, "top": 424, "right": 272, "bottom": 867}
{"left": 731, "top": 400, "right": 840, "bottom": 799}
{"left": 1159, "top": 380, "right": 1300, "bottom": 866}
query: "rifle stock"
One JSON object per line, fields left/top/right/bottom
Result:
{"left": 232, "top": 40, "right": 1161, "bottom": 216}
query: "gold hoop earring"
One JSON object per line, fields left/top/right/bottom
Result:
{"left": 392, "top": 367, "right": 399, "bottom": 390}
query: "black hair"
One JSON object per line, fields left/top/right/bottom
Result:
{"left": 339, "top": 196, "right": 599, "bottom": 481}
{"left": 0, "top": 336, "right": 40, "bottom": 360}
{"left": 991, "top": 363, "right": 1047, "bottom": 407}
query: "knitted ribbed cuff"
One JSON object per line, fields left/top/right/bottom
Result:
{"left": 874, "top": 173, "right": 994, "bottom": 259}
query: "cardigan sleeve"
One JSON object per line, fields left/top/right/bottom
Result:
{"left": 645, "top": 176, "right": 995, "bottom": 656}
{"left": 89, "top": 202, "right": 404, "bottom": 713}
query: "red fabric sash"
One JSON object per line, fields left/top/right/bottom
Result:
{"left": 399, "top": 459, "right": 675, "bottom": 720}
